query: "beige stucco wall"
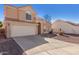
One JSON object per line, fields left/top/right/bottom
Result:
{"left": 4, "top": 20, "right": 11, "bottom": 38}
{"left": 43, "top": 21, "right": 51, "bottom": 33}
{"left": 72, "top": 26, "right": 79, "bottom": 34}
{"left": 18, "top": 6, "right": 36, "bottom": 22}
{"left": 36, "top": 17, "right": 51, "bottom": 34}
{"left": 4, "top": 5, "right": 18, "bottom": 19}
{"left": 52, "top": 20, "right": 79, "bottom": 34}
{"left": 35, "top": 19, "right": 43, "bottom": 34}
{"left": 4, "top": 5, "right": 36, "bottom": 22}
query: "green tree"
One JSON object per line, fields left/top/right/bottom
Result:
{"left": 0, "top": 21, "right": 3, "bottom": 28}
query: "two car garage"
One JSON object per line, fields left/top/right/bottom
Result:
{"left": 6, "top": 21, "right": 39, "bottom": 38}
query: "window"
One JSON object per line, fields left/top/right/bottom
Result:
{"left": 26, "top": 13, "right": 32, "bottom": 20}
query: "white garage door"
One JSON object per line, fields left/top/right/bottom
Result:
{"left": 10, "top": 24, "right": 38, "bottom": 37}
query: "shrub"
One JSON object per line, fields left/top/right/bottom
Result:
{"left": 58, "top": 28, "right": 64, "bottom": 35}
{"left": 0, "top": 21, "right": 3, "bottom": 28}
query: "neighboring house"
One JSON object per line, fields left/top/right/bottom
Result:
{"left": 51, "top": 20, "right": 79, "bottom": 35}
{"left": 4, "top": 5, "right": 51, "bottom": 38}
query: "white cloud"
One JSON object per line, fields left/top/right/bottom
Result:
{"left": 51, "top": 19, "right": 56, "bottom": 23}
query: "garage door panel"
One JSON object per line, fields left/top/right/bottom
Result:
{"left": 10, "top": 25, "right": 37, "bottom": 37}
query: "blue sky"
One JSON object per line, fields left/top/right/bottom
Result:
{"left": 0, "top": 4, "right": 4, "bottom": 21}
{"left": 1, "top": 4, "right": 79, "bottom": 23}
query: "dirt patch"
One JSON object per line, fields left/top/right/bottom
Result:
{"left": 41, "top": 34, "right": 79, "bottom": 44}
{"left": 54, "top": 35, "right": 79, "bottom": 44}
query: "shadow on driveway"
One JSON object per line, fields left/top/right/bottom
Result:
{"left": 13, "top": 35, "right": 48, "bottom": 52}
{"left": 0, "top": 39, "right": 23, "bottom": 55}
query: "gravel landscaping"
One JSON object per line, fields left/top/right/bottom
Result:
{"left": 53, "top": 34, "right": 79, "bottom": 44}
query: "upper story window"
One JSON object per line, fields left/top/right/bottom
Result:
{"left": 26, "top": 13, "right": 32, "bottom": 20}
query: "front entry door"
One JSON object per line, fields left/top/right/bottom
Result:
{"left": 38, "top": 23, "right": 41, "bottom": 35}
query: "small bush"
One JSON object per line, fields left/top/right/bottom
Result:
{"left": 58, "top": 29, "right": 64, "bottom": 35}
{"left": 0, "top": 21, "right": 3, "bottom": 28}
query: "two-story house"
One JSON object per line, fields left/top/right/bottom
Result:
{"left": 4, "top": 5, "right": 51, "bottom": 38}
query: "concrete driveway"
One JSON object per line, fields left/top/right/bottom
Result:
{"left": 13, "top": 35, "right": 79, "bottom": 55}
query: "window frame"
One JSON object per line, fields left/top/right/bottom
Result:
{"left": 25, "top": 11, "right": 32, "bottom": 21}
